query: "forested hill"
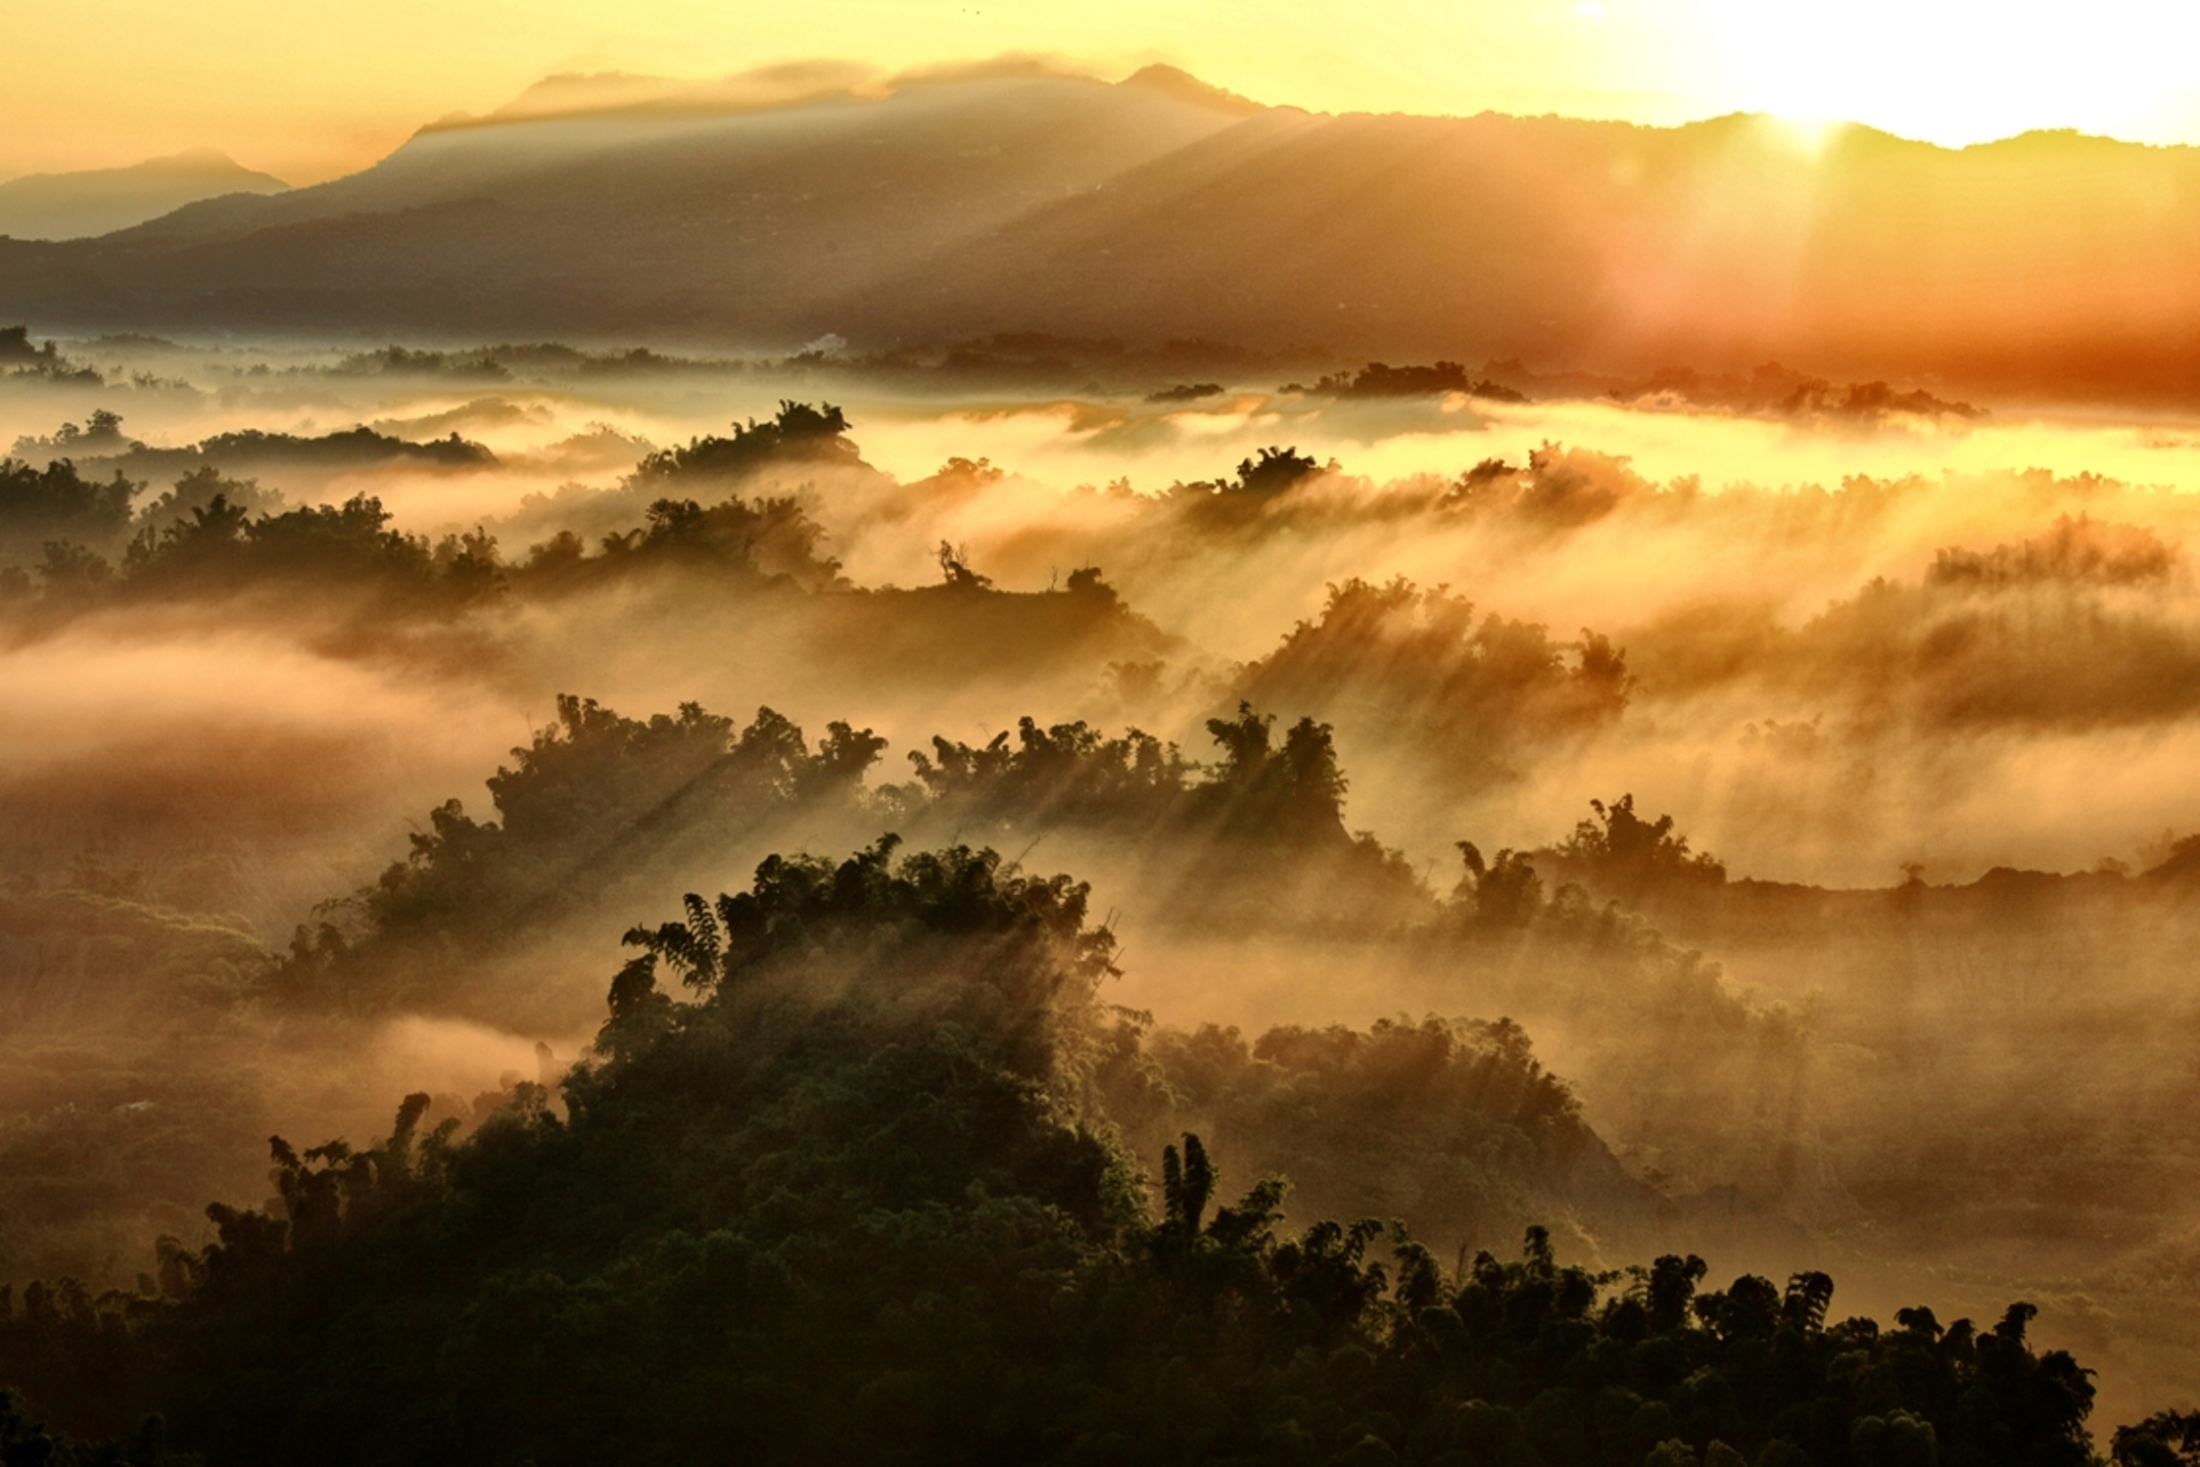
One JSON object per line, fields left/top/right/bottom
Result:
{"left": 8, "top": 72, "right": 2200, "bottom": 399}
{"left": 0, "top": 837, "right": 2126, "bottom": 1466}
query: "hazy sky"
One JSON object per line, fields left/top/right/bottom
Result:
{"left": 5, "top": 0, "right": 2198, "bottom": 185}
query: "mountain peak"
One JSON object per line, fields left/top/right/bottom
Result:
{"left": 0, "top": 149, "right": 288, "bottom": 240}
{"left": 1119, "top": 63, "right": 1264, "bottom": 117}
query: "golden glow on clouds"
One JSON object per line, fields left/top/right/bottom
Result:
{"left": 2, "top": 0, "right": 2196, "bottom": 184}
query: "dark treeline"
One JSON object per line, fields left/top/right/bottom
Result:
{"left": 0, "top": 402, "right": 1103, "bottom": 616}
{"left": 19, "top": 400, "right": 2056, "bottom": 774}
{"left": 263, "top": 680, "right": 2200, "bottom": 1267}
{"left": 1287, "top": 360, "right": 1529, "bottom": 403}
{"left": 0, "top": 326, "right": 101, "bottom": 386}
{"left": 7, "top": 408, "right": 494, "bottom": 484}
{"left": 897, "top": 705, "right": 1342, "bottom": 840}
{"left": 627, "top": 398, "right": 858, "bottom": 484}
{"left": 10, "top": 690, "right": 1420, "bottom": 1022}
{"left": 0, "top": 471, "right": 502, "bottom": 609}
{"left": 279, "top": 695, "right": 885, "bottom": 1019}
{"left": 268, "top": 691, "right": 1648, "bottom": 1018}
{"left": 0, "top": 679, "right": 1802, "bottom": 1290}
{"left": 245, "top": 688, "right": 1808, "bottom": 1254}
{"left": 19, "top": 396, "right": 2177, "bottom": 771}
{"left": 0, "top": 837, "right": 2119, "bottom": 1467}
{"left": 1237, "top": 578, "right": 1632, "bottom": 792}
{"left": 1592, "top": 362, "right": 1981, "bottom": 422}
{"left": 0, "top": 406, "right": 858, "bottom": 611}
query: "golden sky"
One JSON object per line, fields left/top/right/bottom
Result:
{"left": 5, "top": 0, "right": 2197, "bottom": 185}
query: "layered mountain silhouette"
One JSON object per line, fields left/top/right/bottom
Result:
{"left": 6, "top": 67, "right": 2200, "bottom": 398}
{"left": 0, "top": 148, "right": 288, "bottom": 241}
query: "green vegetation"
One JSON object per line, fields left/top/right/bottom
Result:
{"left": 0, "top": 459, "right": 136, "bottom": 571}
{"left": 1553, "top": 795, "right": 1729, "bottom": 896}
{"left": 0, "top": 327, "right": 102, "bottom": 386}
{"left": 7, "top": 390, "right": 2194, "bottom": 1463}
{"left": 1298, "top": 360, "right": 1529, "bottom": 402}
{"left": 1237, "top": 578, "right": 1632, "bottom": 791}
{"left": 0, "top": 402, "right": 872, "bottom": 612}
{"left": 279, "top": 695, "right": 886, "bottom": 1017}
{"left": 1172, "top": 444, "right": 1328, "bottom": 499}
{"left": 0, "top": 839, "right": 2105, "bottom": 1465}
{"left": 630, "top": 400, "right": 859, "bottom": 486}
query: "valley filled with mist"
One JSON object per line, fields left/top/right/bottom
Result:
{"left": 9, "top": 50, "right": 2200, "bottom": 1466}
{"left": 6, "top": 318, "right": 2200, "bottom": 1462}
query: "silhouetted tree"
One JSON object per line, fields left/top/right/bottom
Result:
{"left": 1560, "top": 794, "right": 1727, "bottom": 890}
{"left": 1234, "top": 445, "right": 1323, "bottom": 494}
{"left": 630, "top": 400, "right": 858, "bottom": 485}
{"left": 936, "top": 540, "right": 992, "bottom": 590}
{"left": 0, "top": 459, "right": 137, "bottom": 564}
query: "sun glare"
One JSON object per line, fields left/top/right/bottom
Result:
{"left": 1697, "top": 0, "right": 2200, "bottom": 147}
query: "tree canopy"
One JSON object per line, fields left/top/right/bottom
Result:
{"left": 0, "top": 837, "right": 2107, "bottom": 1465}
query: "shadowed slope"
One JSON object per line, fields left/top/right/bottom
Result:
{"left": 0, "top": 72, "right": 1250, "bottom": 337}
{"left": 10, "top": 93, "right": 2200, "bottom": 399}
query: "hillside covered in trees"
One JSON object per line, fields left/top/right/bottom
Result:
{"left": 0, "top": 836, "right": 2120, "bottom": 1467}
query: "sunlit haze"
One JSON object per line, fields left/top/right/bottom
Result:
{"left": 15, "top": 0, "right": 2200, "bottom": 1460}
{"left": 3, "top": 0, "right": 2197, "bottom": 183}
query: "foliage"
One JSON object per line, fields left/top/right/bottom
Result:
{"left": 1102, "top": 1013, "right": 1615, "bottom": 1251}
{"left": 1304, "top": 361, "right": 1529, "bottom": 402}
{"left": 6, "top": 463, "right": 847, "bottom": 617}
{"left": 0, "top": 840, "right": 2111, "bottom": 1464}
{"left": 905, "top": 702, "right": 1351, "bottom": 841}
{"left": 576, "top": 491, "right": 844, "bottom": 591}
{"left": 936, "top": 539, "right": 993, "bottom": 590}
{"left": 0, "top": 328, "right": 102, "bottom": 386}
{"left": 0, "top": 886, "right": 263, "bottom": 1026}
{"left": 1167, "top": 445, "right": 1328, "bottom": 500}
{"left": 1556, "top": 795, "right": 1729, "bottom": 893}
{"left": 9, "top": 411, "right": 139, "bottom": 462}
{"left": 629, "top": 400, "right": 859, "bottom": 486}
{"left": 2116, "top": 1410, "right": 2200, "bottom": 1467}
{"left": 1237, "top": 578, "right": 1632, "bottom": 790}
{"left": 207, "top": 425, "right": 492, "bottom": 470}
{"left": 89, "top": 488, "right": 483, "bottom": 606}
{"left": 128, "top": 468, "right": 282, "bottom": 546}
{"left": 0, "top": 460, "right": 138, "bottom": 566}
{"left": 277, "top": 696, "right": 886, "bottom": 1014}
{"left": 906, "top": 715, "right": 1186, "bottom": 827}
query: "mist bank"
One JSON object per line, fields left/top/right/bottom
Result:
{"left": 13, "top": 376, "right": 2200, "bottom": 889}
{"left": 13, "top": 670, "right": 2200, "bottom": 1414}
{"left": 11, "top": 367, "right": 2200, "bottom": 1425}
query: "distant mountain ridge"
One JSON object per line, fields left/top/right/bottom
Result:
{"left": 0, "top": 148, "right": 288, "bottom": 241}
{"left": 4, "top": 71, "right": 2199, "bottom": 400}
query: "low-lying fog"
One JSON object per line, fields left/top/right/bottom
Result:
{"left": 9, "top": 331, "right": 2200, "bottom": 1424}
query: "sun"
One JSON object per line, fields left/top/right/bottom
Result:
{"left": 1693, "top": 0, "right": 2200, "bottom": 146}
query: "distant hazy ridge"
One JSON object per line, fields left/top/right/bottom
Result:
{"left": 5, "top": 70, "right": 2198, "bottom": 399}
{"left": 0, "top": 148, "right": 288, "bottom": 241}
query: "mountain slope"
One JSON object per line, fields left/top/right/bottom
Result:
{"left": 0, "top": 70, "right": 1250, "bottom": 337}
{"left": 0, "top": 149, "right": 288, "bottom": 241}
{"left": 5, "top": 78, "right": 2200, "bottom": 399}
{"left": 847, "top": 109, "right": 2200, "bottom": 393}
